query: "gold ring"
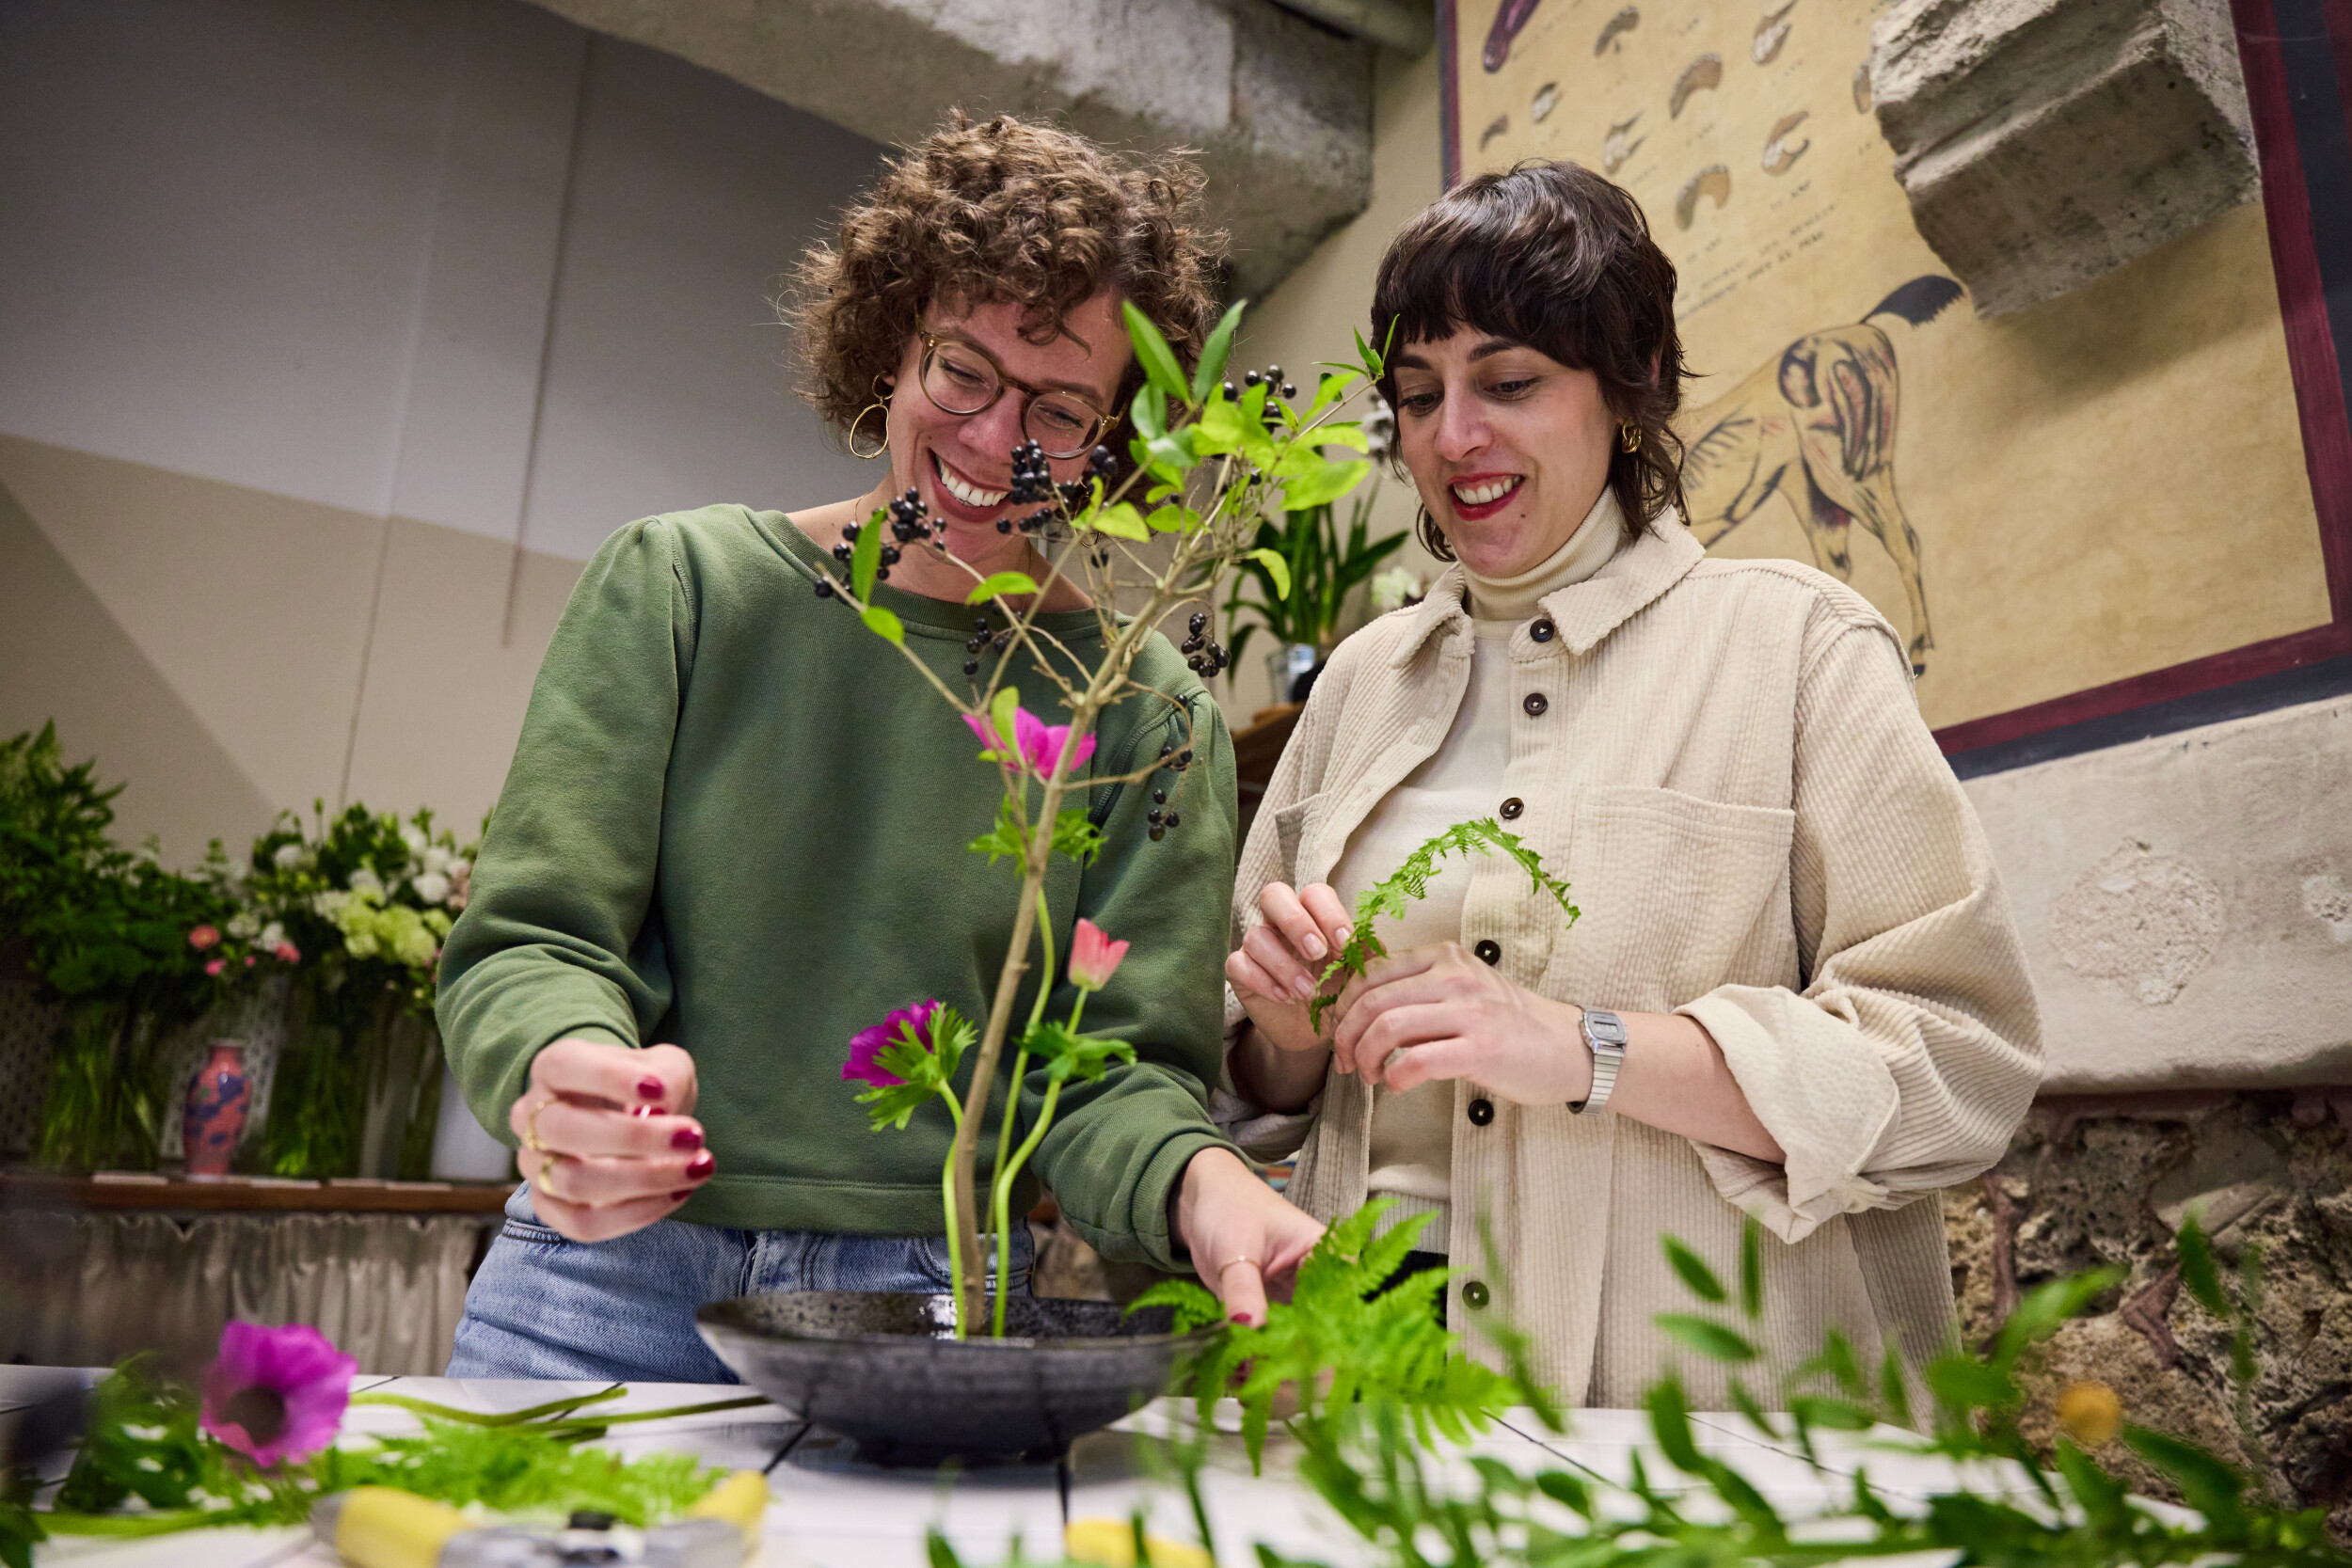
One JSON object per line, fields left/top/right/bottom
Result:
{"left": 1216, "top": 1257, "right": 1262, "bottom": 1275}
{"left": 523, "top": 1096, "right": 558, "bottom": 1153}
{"left": 533, "top": 1151, "right": 570, "bottom": 1204}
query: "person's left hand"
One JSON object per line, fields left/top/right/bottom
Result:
{"left": 1327, "top": 942, "right": 1592, "bottom": 1105}
{"left": 1173, "top": 1147, "right": 1325, "bottom": 1326}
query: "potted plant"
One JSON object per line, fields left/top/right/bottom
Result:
{"left": 1219, "top": 389, "right": 1409, "bottom": 704}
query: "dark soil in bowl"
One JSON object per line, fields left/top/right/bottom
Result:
{"left": 695, "top": 1291, "right": 1207, "bottom": 1465}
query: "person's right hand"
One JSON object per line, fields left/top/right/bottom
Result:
{"left": 1225, "top": 880, "right": 1355, "bottom": 1055}
{"left": 508, "top": 1039, "right": 712, "bottom": 1242}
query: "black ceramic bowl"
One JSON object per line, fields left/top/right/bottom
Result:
{"left": 695, "top": 1291, "right": 1209, "bottom": 1463}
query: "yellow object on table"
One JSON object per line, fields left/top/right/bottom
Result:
{"left": 315, "top": 1487, "right": 470, "bottom": 1568}
{"left": 1062, "top": 1517, "right": 1212, "bottom": 1568}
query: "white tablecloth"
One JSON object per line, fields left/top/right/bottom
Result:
{"left": 7, "top": 1370, "right": 2044, "bottom": 1568}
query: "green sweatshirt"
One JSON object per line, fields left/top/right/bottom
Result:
{"left": 438, "top": 505, "right": 1240, "bottom": 1268}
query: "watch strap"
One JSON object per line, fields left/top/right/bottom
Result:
{"left": 1572, "top": 1006, "right": 1627, "bottom": 1115}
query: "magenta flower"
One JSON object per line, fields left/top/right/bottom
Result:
{"left": 963, "top": 707, "right": 1098, "bottom": 777}
{"left": 844, "top": 999, "right": 942, "bottom": 1087}
{"left": 188, "top": 925, "right": 221, "bottom": 950}
{"left": 205, "top": 958, "right": 225, "bottom": 976}
{"left": 1069, "top": 918, "right": 1130, "bottom": 991}
{"left": 199, "top": 1321, "right": 357, "bottom": 1465}
{"left": 274, "top": 941, "right": 301, "bottom": 963}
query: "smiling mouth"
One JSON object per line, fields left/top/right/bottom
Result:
{"left": 932, "top": 452, "right": 1009, "bottom": 510}
{"left": 1450, "top": 476, "right": 1523, "bottom": 507}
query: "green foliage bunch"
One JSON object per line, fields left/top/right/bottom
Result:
{"left": 0, "top": 724, "right": 231, "bottom": 1170}
{"left": 822, "top": 299, "right": 1386, "bottom": 1332}
{"left": 1307, "top": 818, "right": 1578, "bottom": 1033}
{"left": 1220, "top": 484, "right": 1407, "bottom": 674}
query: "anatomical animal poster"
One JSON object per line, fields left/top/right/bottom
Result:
{"left": 1443, "top": 0, "right": 2336, "bottom": 740}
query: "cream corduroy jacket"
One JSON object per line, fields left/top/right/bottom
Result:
{"left": 1220, "top": 519, "right": 2041, "bottom": 1410}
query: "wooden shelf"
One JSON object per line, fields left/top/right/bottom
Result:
{"left": 1, "top": 1170, "right": 513, "bottom": 1215}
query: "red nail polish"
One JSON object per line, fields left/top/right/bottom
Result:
{"left": 670, "top": 1127, "right": 704, "bottom": 1149}
{"left": 1230, "top": 1313, "right": 1252, "bottom": 1324}
{"left": 671, "top": 1190, "right": 694, "bottom": 1201}
{"left": 637, "top": 1076, "right": 665, "bottom": 1100}
{"left": 686, "top": 1151, "right": 715, "bottom": 1180}
{"left": 629, "top": 1104, "right": 656, "bottom": 1118}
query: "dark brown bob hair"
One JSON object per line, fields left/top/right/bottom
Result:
{"left": 792, "top": 112, "right": 1225, "bottom": 442}
{"left": 1371, "top": 160, "right": 1689, "bottom": 560}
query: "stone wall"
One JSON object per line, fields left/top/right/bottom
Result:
{"left": 1949, "top": 1089, "right": 2352, "bottom": 1534}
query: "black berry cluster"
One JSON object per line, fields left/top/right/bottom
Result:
{"left": 1179, "top": 610, "right": 1228, "bottom": 678}
{"left": 1146, "top": 741, "right": 1195, "bottom": 841}
{"left": 961, "top": 614, "right": 1009, "bottom": 678}
{"left": 1243, "top": 364, "right": 1299, "bottom": 400}
{"left": 887, "top": 486, "right": 941, "bottom": 550}
{"left": 1088, "top": 444, "right": 1118, "bottom": 479}
{"left": 1007, "top": 440, "right": 1055, "bottom": 505}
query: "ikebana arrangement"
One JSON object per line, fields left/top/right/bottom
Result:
{"left": 827, "top": 298, "right": 1389, "bottom": 1336}
{"left": 0, "top": 721, "right": 478, "bottom": 1178}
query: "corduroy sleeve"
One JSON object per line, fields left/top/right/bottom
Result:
{"left": 1677, "top": 616, "right": 2042, "bottom": 1243}
{"left": 1024, "top": 680, "right": 1245, "bottom": 1271}
{"left": 435, "top": 518, "right": 691, "bottom": 1146}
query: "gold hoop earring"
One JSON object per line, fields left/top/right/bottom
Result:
{"left": 1619, "top": 423, "right": 1643, "bottom": 453}
{"left": 848, "top": 376, "right": 892, "bottom": 460}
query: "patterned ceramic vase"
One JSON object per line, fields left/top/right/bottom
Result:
{"left": 183, "top": 1038, "right": 249, "bottom": 1178}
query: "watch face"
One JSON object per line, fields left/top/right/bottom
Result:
{"left": 1588, "top": 1011, "right": 1629, "bottom": 1047}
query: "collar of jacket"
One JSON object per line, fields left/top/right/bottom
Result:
{"left": 1389, "top": 515, "right": 1708, "bottom": 669}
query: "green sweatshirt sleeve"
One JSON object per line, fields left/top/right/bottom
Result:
{"left": 436, "top": 518, "right": 691, "bottom": 1144}
{"left": 1024, "top": 685, "right": 1243, "bottom": 1271}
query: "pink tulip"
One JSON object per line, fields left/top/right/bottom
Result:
{"left": 844, "top": 999, "right": 942, "bottom": 1087}
{"left": 200, "top": 1321, "right": 356, "bottom": 1466}
{"left": 205, "top": 958, "right": 225, "bottom": 976}
{"left": 188, "top": 925, "right": 221, "bottom": 950}
{"left": 1069, "top": 918, "right": 1129, "bottom": 991}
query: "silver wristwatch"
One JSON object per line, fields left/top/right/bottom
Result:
{"left": 1571, "top": 1006, "right": 1628, "bottom": 1115}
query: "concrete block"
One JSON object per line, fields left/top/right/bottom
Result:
{"left": 518, "top": 0, "right": 1375, "bottom": 298}
{"left": 1870, "top": 0, "right": 2260, "bottom": 317}
{"left": 1962, "top": 694, "right": 2352, "bottom": 1092}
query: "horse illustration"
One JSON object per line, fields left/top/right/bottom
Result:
{"left": 1677, "top": 276, "right": 1963, "bottom": 674}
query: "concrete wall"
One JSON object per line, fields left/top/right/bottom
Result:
{"left": 0, "top": 0, "right": 882, "bottom": 861}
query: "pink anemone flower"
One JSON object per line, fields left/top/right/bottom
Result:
{"left": 963, "top": 707, "right": 1097, "bottom": 778}
{"left": 1069, "top": 918, "right": 1130, "bottom": 991}
{"left": 188, "top": 925, "right": 221, "bottom": 950}
{"left": 199, "top": 1321, "right": 357, "bottom": 1466}
{"left": 844, "top": 999, "right": 942, "bottom": 1087}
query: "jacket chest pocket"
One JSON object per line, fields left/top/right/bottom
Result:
{"left": 1548, "top": 784, "right": 1797, "bottom": 1011}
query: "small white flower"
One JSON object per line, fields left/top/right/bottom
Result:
{"left": 227, "top": 911, "right": 261, "bottom": 941}
{"left": 313, "top": 891, "right": 349, "bottom": 918}
{"left": 348, "top": 866, "right": 384, "bottom": 895}
{"left": 448, "top": 858, "right": 470, "bottom": 880}
{"left": 400, "top": 825, "right": 428, "bottom": 854}
{"left": 1370, "top": 565, "right": 1423, "bottom": 612}
{"left": 421, "top": 845, "right": 452, "bottom": 876}
{"left": 273, "top": 842, "right": 305, "bottom": 871}
{"left": 258, "top": 921, "right": 286, "bottom": 951}
{"left": 412, "top": 871, "right": 451, "bottom": 905}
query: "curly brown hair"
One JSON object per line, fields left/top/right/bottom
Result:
{"left": 792, "top": 112, "right": 1225, "bottom": 441}
{"left": 1370, "top": 160, "right": 1689, "bottom": 560}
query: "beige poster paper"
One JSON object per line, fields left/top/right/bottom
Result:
{"left": 1453, "top": 0, "right": 2333, "bottom": 728}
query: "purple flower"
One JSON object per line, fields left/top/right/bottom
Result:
{"left": 199, "top": 1321, "right": 357, "bottom": 1465}
{"left": 963, "top": 707, "right": 1098, "bottom": 777}
{"left": 844, "top": 999, "right": 942, "bottom": 1087}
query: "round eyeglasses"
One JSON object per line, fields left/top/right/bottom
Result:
{"left": 918, "top": 330, "right": 1110, "bottom": 460}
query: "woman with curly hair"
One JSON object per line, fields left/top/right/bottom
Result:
{"left": 440, "top": 114, "right": 1319, "bottom": 1381}
{"left": 1221, "top": 162, "right": 2038, "bottom": 1409}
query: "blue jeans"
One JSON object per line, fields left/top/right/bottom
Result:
{"left": 450, "top": 1184, "right": 1035, "bottom": 1383}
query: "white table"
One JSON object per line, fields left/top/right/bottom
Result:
{"left": 7, "top": 1370, "right": 2046, "bottom": 1568}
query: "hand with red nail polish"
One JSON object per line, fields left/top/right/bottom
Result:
{"left": 506, "top": 1038, "right": 706, "bottom": 1243}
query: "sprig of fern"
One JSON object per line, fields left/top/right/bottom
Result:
{"left": 1304, "top": 818, "right": 1578, "bottom": 1033}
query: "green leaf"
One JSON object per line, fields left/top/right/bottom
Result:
{"left": 850, "top": 508, "right": 884, "bottom": 600}
{"left": 1994, "top": 1266, "right": 2124, "bottom": 1365}
{"left": 1248, "top": 548, "right": 1293, "bottom": 601}
{"left": 2177, "top": 1213, "right": 2228, "bottom": 1319}
{"left": 859, "top": 606, "right": 903, "bottom": 645}
{"left": 1740, "top": 1214, "right": 1763, "bottom": 1321}
{"left": 1145, "top": 504, "right": 1200, "bottom": 533}
{"left": 964, "top": 572, "right": 1040, "bottom": 605}
{"left": 2120, "top": 1425, "right": 2248, "bottom": 1523}
{"left": 1091, "top": 502, "right": 1149, "bottom": 541}
{"left": 1728, "top": 1377, "right": 1780, "bottom": 1441}
{"left": 1786, "top": 1394, "right": 1874, "bottom": 1432}
{"left": 1191, "top": 298, "right": 1247, "bottom": 403}
{"left": 968, "top": 798, "right": 1025, "bottom": 863}
{"left": 1051, "top": 807, "right": 1104, "bottom": 865}
{"left": 1796, "top": 1328, "right": 1868, "bottom": 1399}
{"left": 1311, "top": 422, "right": 1372, "bottom": 451}
{"left": 1644, "top": 1378, "right": 1706, "bottom": 1474}
{"left": 991, "top": 686, "right": 1022, "bottom": 758}
{"left": 1278, "top": 454, "right": 1371, "bottom": 514}
{"left": 1309, "top": 372, "right": 1355, "bottom": 415}
{"left": 1125, "top": 1277, "right": 1225, "bottom": 1333}
{"left": 1927, "top": 1354, "right": 2017, "bottom": 1413}
{"left": 1193, "top": 397, "right": 1245, "bottom": 454}
{"left": 1661, "top": 1236, "right": 1728, "bottom": 1304}
{"left": 1654, "top": 1313, "right": 1756, "bottom": 1363}
{"left": 1122, "top": 300, "right": 1188, "bottom": 404}
{"left": 1132, "top": 383, "right": 1168, "bottom": 440}
{"left": 1534, "top": 1469, "right": 1592, "bottom": 1517}
{"left": 1878, "top": 1344, "right": 1915, "bottom": 1431}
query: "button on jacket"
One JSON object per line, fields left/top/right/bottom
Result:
{"left": 1219, "top": 518, "right": 2041, "bottom": 1409}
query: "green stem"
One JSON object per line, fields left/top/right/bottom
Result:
{"left": 989, "top": 1076, "right": 1064, "bottom": 1338}
{"left": 986, "top": 1046, "right": 1029, "bottom": 1339}
{"left": 941, "top": 1149, "right": 967, "bottom": 1338}
{"left": 350, "top": 1385, "right": 625, "bottom": 1425}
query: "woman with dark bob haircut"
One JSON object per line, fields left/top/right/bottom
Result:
{"left": 1219, "top": 162, "right": 2039, "bottom": 1408}
{"left": 439, "top": 113, "right": 1319, "bottom": 1381}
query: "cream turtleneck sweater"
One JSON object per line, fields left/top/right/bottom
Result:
{"left": 1328, "top": 486, "right": 1625, "bottom": 1244}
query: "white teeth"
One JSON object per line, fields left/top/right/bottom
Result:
{"left": 1450, "top": 477, "right": 1521, "bottom": 507}
{"left": 933, "top": 455, "right": 1008, "bottom": 509}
